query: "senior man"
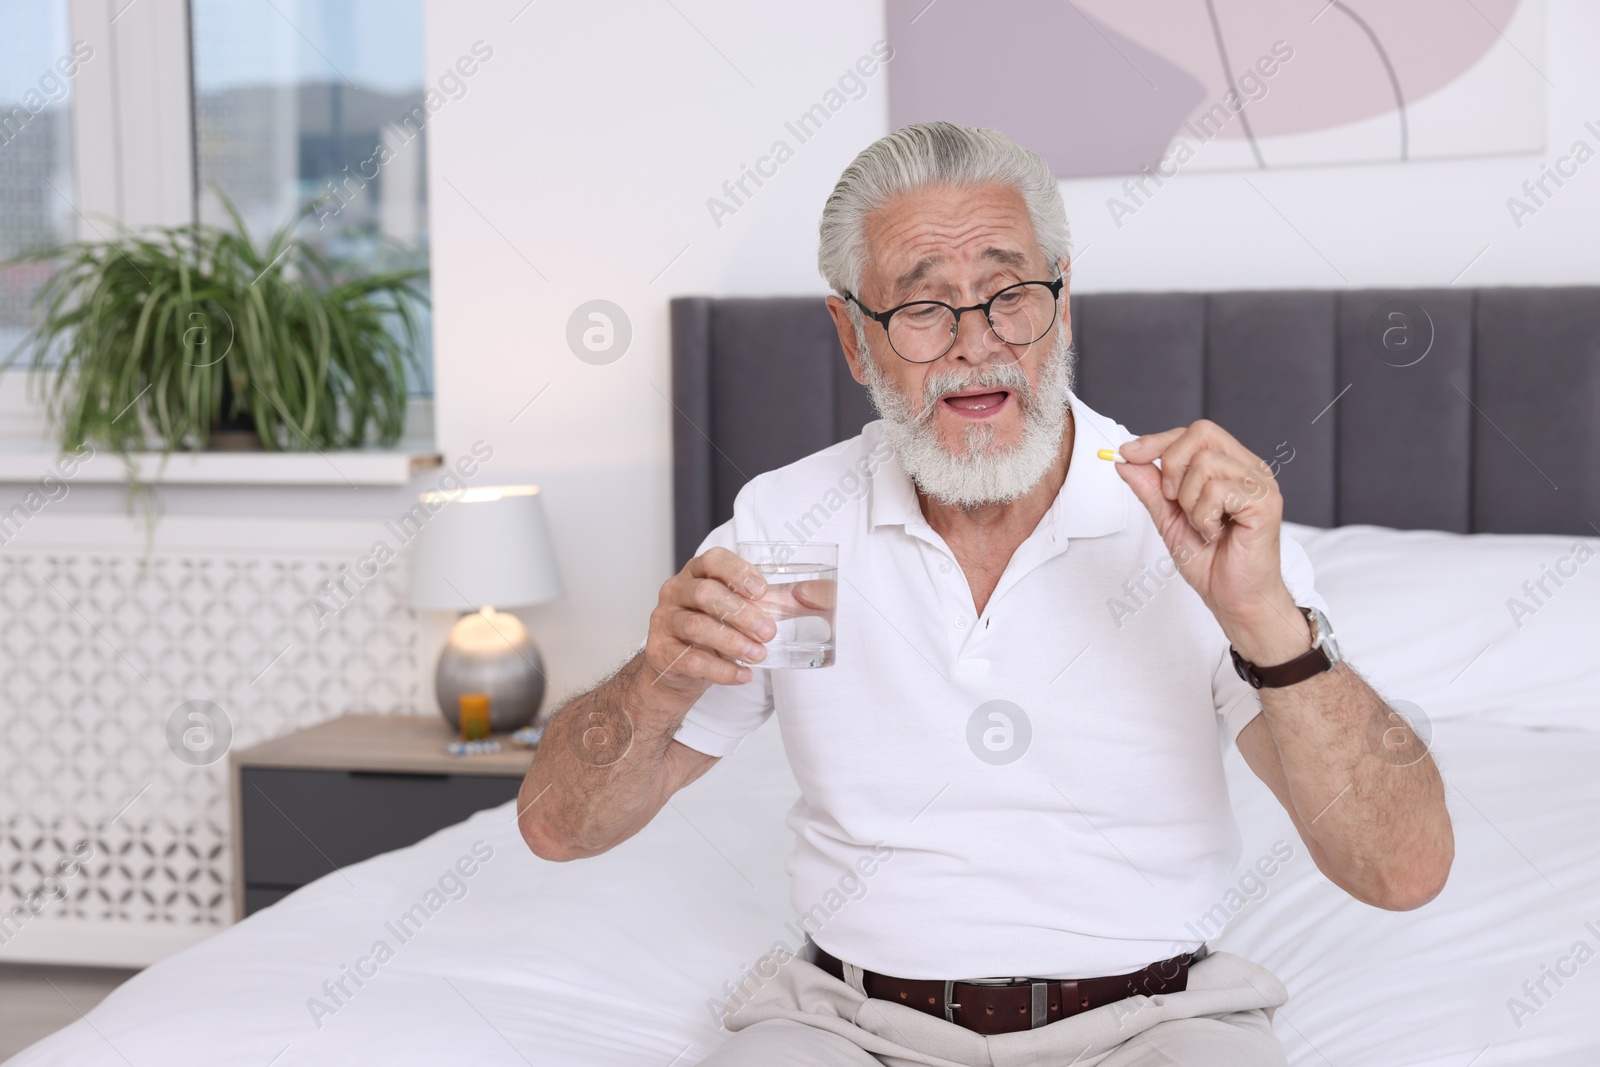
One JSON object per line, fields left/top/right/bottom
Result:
{"left": 518, "top": 121, "right": 1454, "bottom": 1066}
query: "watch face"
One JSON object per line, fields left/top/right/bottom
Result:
{"left": 1309, "top": 607, "right": 1342, "bottom": 663}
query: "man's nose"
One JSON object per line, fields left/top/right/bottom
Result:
{"left": 947, "top": 306, "right": 1004, "bottom": 364}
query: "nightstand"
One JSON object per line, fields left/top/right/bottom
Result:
{"left": 228, "top": 714, "right": 535, "bottom": 919}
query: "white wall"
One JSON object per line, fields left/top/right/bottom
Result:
{"left": 423, "top": 0, "right": 1600, "bottom": 701}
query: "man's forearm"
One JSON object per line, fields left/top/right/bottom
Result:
{"left": 517, "top": 545, "right": 772, "bottom": 861}
{"left": 1258, "top": 664, "right": 1453, "bottom": 909}
{"left": 517, "top": 653, "right": 695, "bottom": 860}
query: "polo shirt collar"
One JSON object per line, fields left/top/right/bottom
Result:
{"left": 866, "top": 390, "right": 1128, "bottom": 540}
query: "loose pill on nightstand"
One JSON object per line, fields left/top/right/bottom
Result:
{"left": 1097, "top": 448, "right": 1126, "bottom": 463}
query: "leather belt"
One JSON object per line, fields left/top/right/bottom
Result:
{"left": 810, "top": 943, "right": 1207, "bottom": 1036}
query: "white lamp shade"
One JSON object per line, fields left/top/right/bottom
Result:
{"left": 408, "top": 485, "right": 564, "bottom": 611}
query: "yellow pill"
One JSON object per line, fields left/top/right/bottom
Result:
{"left": 1097, "top": 448, "right": 1125, "bottom": 462}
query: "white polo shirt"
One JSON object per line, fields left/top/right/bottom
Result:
{"left": 672, "top": 391, "right": 1324, "bottom": 981}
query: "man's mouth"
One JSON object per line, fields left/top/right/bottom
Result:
{"left": 939, "top": 388, "right": 1012, "bottom": 419}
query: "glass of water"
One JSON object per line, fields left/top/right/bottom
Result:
{"left": 736, "top": 541, "right": 838, "bottom": 669}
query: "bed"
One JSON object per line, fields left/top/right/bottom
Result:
{"left": 11, "top": 288, "right": 1600, "bottom": 1065}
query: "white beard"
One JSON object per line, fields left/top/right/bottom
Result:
{"left": 860, "top": 326, "right": 1077, "bottom": 510}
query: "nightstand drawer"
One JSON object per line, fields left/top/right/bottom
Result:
{"left": 240, "top": 767, "right": 520, "bottom": 889}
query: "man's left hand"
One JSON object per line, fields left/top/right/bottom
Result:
{"left": 1117, "top": 420, "right": 1309, "bottom": 665}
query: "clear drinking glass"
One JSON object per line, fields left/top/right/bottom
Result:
{"left": 736, "top": 542, "right": 838, "bottom": 669}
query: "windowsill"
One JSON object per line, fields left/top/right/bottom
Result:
{"left": 0, "top": 378, "right": 438, "bottom": 487}
{"left": 0, "top": 447, "right": 442, "bottom": 487}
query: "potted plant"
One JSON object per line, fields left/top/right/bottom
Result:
{"left": 3, "top": 199, "right": 427, "bottom": 461}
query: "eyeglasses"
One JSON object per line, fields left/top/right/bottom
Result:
{"left": 844, "top": 275, "right": 1066, "bottom": 364}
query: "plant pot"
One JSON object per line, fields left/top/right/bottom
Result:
{"left": 207, "top": 429, "right": 262, "bottom": 451}
{"left": 210, "top": 372, "right": 261, "bottom": 450}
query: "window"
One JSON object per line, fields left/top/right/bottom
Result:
{"left": 0, "top": 0, "right": 78, "bottom": 361}
{"left": 1, "top": 0, "right": 436, "bottom": 423}
{"left": 189, "top": 0, "right": 433, "bottom": 393}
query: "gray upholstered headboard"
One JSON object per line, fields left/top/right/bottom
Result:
{"left": 670, "top": 288, "right": 1600, "bottom": 569}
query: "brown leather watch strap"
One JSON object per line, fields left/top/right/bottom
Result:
{"left": 1222, "top": 604, "right": 1337, "bottom": 687}
{"left": 1230, "top": 607, "right": 1333, "bottom": 689}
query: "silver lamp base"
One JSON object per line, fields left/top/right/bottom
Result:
{"left": 434, "top": 609, "right": 546, "bottom": 733}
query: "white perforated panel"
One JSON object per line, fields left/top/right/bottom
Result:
{"left": 0, "top": 515, "right": 426, "bottom": 951}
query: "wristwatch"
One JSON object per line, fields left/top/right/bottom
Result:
{"left": 1230, "top": 606, "right": 1341, "bottom": 689}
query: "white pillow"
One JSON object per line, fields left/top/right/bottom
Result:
{"left": 1283, "top": 522, "right": 1599, "bottom": 731}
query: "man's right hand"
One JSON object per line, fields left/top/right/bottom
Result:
{"left": 521, "top": 549, "right": 764, "bottom": 861}
{"left": 642, "top": 546, "right": 776, "bottom": 701}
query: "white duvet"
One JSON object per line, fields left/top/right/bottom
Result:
{"left": 10, "top": 525, "right": 1599, "bottom": 1066}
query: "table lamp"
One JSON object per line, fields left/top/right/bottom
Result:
{"left": 408, "top": 484, "right": 564, "bottom": 733}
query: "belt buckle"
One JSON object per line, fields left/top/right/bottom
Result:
{"left": 940, "top": 976, "right": 1016, "bottom": 1022}
{"left": 944, "top": 976, "right": 1043, "bottom": 1029}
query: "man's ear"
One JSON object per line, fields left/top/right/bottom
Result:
{"left": 826, "top": 295, "right": 871, "bottom": 387}
{"left": 1056, "top": 256, "right": 1073, "bottom": 341}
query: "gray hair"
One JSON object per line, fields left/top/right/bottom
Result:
{"left": 817, "top": 121, "right": 1071, "bottom": 302}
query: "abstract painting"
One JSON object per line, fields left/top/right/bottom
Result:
{"left": 886, "top": 0, "right": 1546, "bottom": 177}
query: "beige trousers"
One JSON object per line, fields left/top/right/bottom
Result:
{"left": 699, "top": 943, "right": 1289, "bottom": 1067}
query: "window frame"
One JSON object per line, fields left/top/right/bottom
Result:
{"left": 67, "top": 0, "right": 197, "bottom": 232}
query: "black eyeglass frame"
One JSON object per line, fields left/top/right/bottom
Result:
{"left": 843, "top": 274, "right": 1067, "bottom": 363}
